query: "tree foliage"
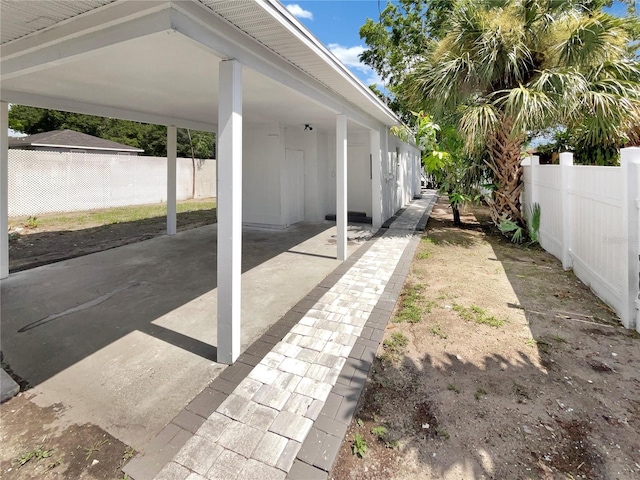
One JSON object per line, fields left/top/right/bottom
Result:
{"left": 403, "top": 0, "right": 640, "bottom": 225}
{"left": 392, "top": 112, "right": 486, "bottom": 225}
{"left": 361, "top": 1, "right": 639, "bottom": 228}
{"left": 359, "top": 0, "right": 455, "bottom": 120}
{"left": 8, "top": 105, "right": 215, "bottom": 159}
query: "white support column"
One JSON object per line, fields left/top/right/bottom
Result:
{"left": 217, "top": 59, "right": 243, "bottom": 365}
{"left": 167, "top": 125, "right": 177, "bottom": 235}
{"left": 621, "top": 147, "right": 640, "bottom": 330}
{"left": 1, "top": 102, "right": 8, "bottom": 279}
{"left": 559, "top": 152, "right": 574, "bottom": 270}
{"left": 380, "top": 126, "right": 389, "bottom": 221}
{"left": 336, "top": 114, "right": 348, "bottom": 261}
{"left": 370, "top": 129, "right": 383, "bottom": 229}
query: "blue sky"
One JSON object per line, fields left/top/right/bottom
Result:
{"left": 283, "top": 1, "right": 386, "bottom": 87}
{"left": 284, "top": 0, "right": 637, "bottom": 87}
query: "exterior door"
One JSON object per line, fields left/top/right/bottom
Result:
{"left": 285, "top": 148, "right": 304, "bottom": 224}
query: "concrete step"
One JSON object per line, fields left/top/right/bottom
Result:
{"left": 324, "top": 212, "right": 372, "bottom": 224}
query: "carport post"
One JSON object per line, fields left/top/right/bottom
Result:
{"left": 167, "top": 125, "right": 177, "bottom": 235}
{"left": 380, "top": 126, "right": 389, "bottom": 220}
{"left": 0, "top": 102, "right": 8, "bottom": 279}
{"left": 217, "top": 59, "right": 243, "bottom": 364}
{"left": 370, "top": 128, "right": 383, "bottom": 229}
{"left": 336, "top": 114, "right": 348, "bottom": 261}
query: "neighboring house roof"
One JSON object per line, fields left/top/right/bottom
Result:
{"left": 8, "top": 129, "right": 144, "bottom": 153}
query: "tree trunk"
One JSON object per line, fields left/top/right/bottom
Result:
{"left": 486, "top": 117, "right": 524, "bottom": 226}
{"left": 452, "top": 205, "right": 461, "bottom": 226}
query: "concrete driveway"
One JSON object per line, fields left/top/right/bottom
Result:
{"left": 0, "top": 222, "right": 371, "bottom": 450}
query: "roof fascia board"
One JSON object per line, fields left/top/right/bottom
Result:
{"left": 172, "top": 1, "right": 382, "bottom": 131}
{"left": 30, "top": 143, "right": 143, "bottom": 152}
{"left": 259, "top": 0, "right": 400, "bottom": 125}
{"left": 1, "top": 90, "right": 217, "bottom": 132}
{"left": 1, "top": 4, "right": 172, "bottom": 81}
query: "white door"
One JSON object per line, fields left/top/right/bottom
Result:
{"left": 285, "top": 148, "right": 304, "bottom": 224}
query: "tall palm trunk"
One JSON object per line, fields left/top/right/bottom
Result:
{"left": 486, "top": 117, "right": 524, "bottom": 226}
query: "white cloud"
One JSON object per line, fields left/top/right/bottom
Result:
{"left": 328, "top": 43, "right": 384, "bottom": 89}
{"left": 328, "top": 44, "right": 366, "bottom": 71}
{"left": 286, "top": 4, "right": 313, "bottom": 20}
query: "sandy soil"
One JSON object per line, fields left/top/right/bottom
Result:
{"left": 331, "top": 198, "right": 640, "bottom": 480}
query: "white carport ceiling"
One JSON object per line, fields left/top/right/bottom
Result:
{"left": 0, "top": 0, "right": 401, "bottom": 133}
{"left": 3, "top": 31, "right": 347, "bottom": 132}
{"left": 0, "top": 0, "right": 116, "bottom": 44}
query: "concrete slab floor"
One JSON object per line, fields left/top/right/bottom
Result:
{"left": 0, "top": 222, "right": 372, "bottom": 450}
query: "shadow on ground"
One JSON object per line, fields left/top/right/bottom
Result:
{"left": 1, "top": 219, "right": 339, "bottom": 388}
{"left": 331, "top": 200, "right": 640, "bottom": 480}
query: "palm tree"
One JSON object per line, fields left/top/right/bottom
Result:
{"left": 406, "top": 0, "right": 640, "bottom": 226}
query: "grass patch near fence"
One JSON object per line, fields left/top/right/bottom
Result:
{"left": 452, "top": 303, "right": 504, "bottom": 328}
{"left": 9, "top": 199, "right": 216, "bottom": 231}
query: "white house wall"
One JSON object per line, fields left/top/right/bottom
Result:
{"left": 241, "top": 122, "right": 419, "bottom": 229}
{"left": 385, "top": 134, "right": 420, "bottom": 217}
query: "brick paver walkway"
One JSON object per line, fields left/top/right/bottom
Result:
{"left": 125, "top": 193, "right": 436, "bottom": 480}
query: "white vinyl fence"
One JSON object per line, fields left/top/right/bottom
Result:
{"left": 522, "top": 147, "right": 640, "bottom": 332}
{"left": 8, "top": 150, "right": 216, "bottom": 216}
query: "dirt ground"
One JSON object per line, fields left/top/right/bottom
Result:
{"left": 331, "top": 198, "right": 640, "bottom": 480}
{"left": 0, "top": 394, "right": 133, "bottom": 479}
{"left": 8, "top": 200, "right": 216, "bottom": 272}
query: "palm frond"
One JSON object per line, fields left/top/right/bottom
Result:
{"left": 458, "top": 102, "right": 500, "bottom": 153}
{"left": 496, "top": 85, "right": 556, "bottom": 133}
{"left": 556, "top": 13, "right": 628, "bottom": 67}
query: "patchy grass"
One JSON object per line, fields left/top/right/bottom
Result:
{"left": 453, "top": 303, "right": 504, "bottom": 327}
{"left": 383, "top": 332, "right": 409, "bottom": 354}
{"left": 17, "top": 445, "right": 53, "bottom": 467}
{"left": 9, "top": 199, "right": 216, "bottom": 231}
{"left": 371, "top": 425, "right": 388, "bottom": 440}
{"left": 84, "top": 439, "right": 109, "bottom": 461}
{"left": 475, "top": 388, "right": 487, "bottom": 401}
{"left": 393, "top": 284, "right": 437, "bottom": 324}
{"left": 393, "top": 284, "right": 425, "bottom": 323}
{"left": 429, "top": 323, "right": 448, "bottom": 339}
{"left": 380, "top": 331, "right": 410, "bottom": 365}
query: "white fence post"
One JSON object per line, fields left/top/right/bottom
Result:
{"left": 559, "top": 152, "right": 574, "bottom": 270}
{"left": 530, "top": 155, "right": 539, "bottom": 209}
{"left": 621, "top": 147, "right": 640, "bottom": 330}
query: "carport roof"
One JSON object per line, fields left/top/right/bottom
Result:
{"left": 0, "top": 0, "right": 402, "bottom": 131}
